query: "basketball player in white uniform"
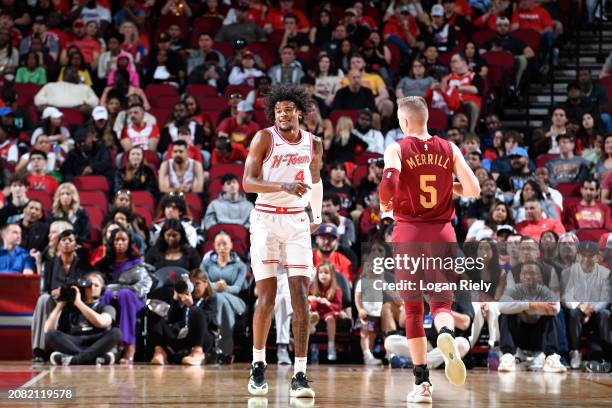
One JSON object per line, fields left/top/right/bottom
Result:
{"left": 243, "top": 86, "right": 323, "bottom": 399}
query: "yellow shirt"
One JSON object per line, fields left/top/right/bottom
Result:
{"left": 340, "top": 72, "right": 386, "bottom": 96}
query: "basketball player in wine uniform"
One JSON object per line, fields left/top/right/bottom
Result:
{"left": 379, "top": 97, "right": 480, "bottom": 403}
{"left": 243, "top": 86, "right": 323, "bottom": 398}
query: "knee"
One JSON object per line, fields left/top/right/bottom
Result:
{"left": 45, "top": 330, "right": 61, "bottom": 348}
{"left": 257, "top": 293, "right": 276, "bottom": 312}
{"left": 110, "top": 328, "right": 122, "bottom": 343}
{"left": 324, "top": 315, "right": 335, "bottom": 324}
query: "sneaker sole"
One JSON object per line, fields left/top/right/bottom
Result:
{"left": 248, "top": 381, "right": 269, "bottom": 396}
{"left": 407, "top": 394, "right": 432, "bottom": 404}
{"left": 437, "top": 333, "right": 466, "bottom": 386}
{"left": 290, "top": 388, "right": 315, "bottom": 398}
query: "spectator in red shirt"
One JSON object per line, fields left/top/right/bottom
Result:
{"left": 120, "top": 103, "right": 160, "bottom": 152}
{"left": 65, "top": 19, "right": 101, "bottom": 68}
{"left": 511, "top": 0, "right": 554, "bottom": 72}
{"left": 564, "top": 178, "right": 612, "bottom": 231}
{"left": 516, "top": 199, "right": 566, "bottom": 240}
{"left": 165, "top": 126, "right": 203, "bottom": 164}
{"left": 383, "top": 5, "right": 419, "bottom": 55}
{"left": 26, "top": 150, "right": 58, "bottom": 196}
{"left": 313, "top": 223, "right": 353, "bottom": 284}
{"left": 217, "top": 100, "right": 259, "bottom": 147}
{"left": 264, "top": 0, "right": 310, "bottom": 34}
{"left": 211, "top": 136, "right": 248, "bottom": 166}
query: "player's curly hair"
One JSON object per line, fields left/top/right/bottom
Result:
{"left": 264, "top": 84, "right": 311, "bottom": 124}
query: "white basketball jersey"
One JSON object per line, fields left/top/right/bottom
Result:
{"left": 256, "top": 126, "right": 314, "bottom": 208}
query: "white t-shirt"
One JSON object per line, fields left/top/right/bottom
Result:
{"left": 356, "top": 278, "right": 382, "bottom": 317}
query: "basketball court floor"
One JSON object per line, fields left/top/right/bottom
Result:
{"left": 0, "top": 363, "right": 610, "bottom": 407}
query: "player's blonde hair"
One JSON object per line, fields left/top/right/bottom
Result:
{"left": 397, "top": 96, "right": 428, "bottom": 125}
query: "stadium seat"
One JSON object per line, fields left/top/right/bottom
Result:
{"left": 59, "top": 108, "right": 84, "bottom": 127}
{"left": 428, "top": 108, "right": 448, "bottom": 131}
{"left": 253, "top": 110, "right": 270, "bottom": 127}
{"left": 472, "top": 30, "right": 497, "bottom": 48}
{"left": 150, "top": 107, "right": 172, "bottom": 127}
{"left": 79, "top": 191, "right": 109, "bottom": 214}
{"left": 134, "top": 205, "right": 153, "bottom": 229}
{"left": 157, "top": 15, "right": 189, "bottom": 37}
{"left": 83, "top": 205, "right": 105, "bottom": 230}
{"left": 535, "top": 154, "right": 559, "bottom": 168}
{"left": 512, "top": 29, "right": 541, "bottom": 55}
{"left": 576, "top": 228, "right": 609, "bottom": 243}
{"left": 601, "top": 77, "right": 612, "bottom": 113}
{"left": 209, "top": 162, "right": 245, "bottom": 182}
{"left": 351, "top": 165, "right": 368, "bottom": 186}
{"left": 26, "top": 189, "right": 52, "bottom": 211}
{"left": 73, "top": 176, "right": 110, "bottom": 194}
{"left": 202, "top": 223, "right": 249, "bottom": 259}
{"left": 329, "top": 110, "right": 359, "bottom": 127}
{"left": 15, "top": 83, "right": 41, "bottom": 107}
{"left": 562, "top": 196, "right": 581, "bottom": 210}
{"left": 555, "top": 182, "right": 581, "bottom": 197}
{"left": 131, "top": 191, "right": 156, "bottom": 214}
{"left": 354, "top": 152, "right": 382, "bottom": 166}
{"left": 184, "top": 192, "right": 203, "bottom": 215}
{"left": 198, "top": 96, "right": 227, "bottom": 112}
{"left": 150, "top": 94, "right": 179, "bottom": 109}
{"left": 145, "top": 84, "right": 179, "bottom": 99}
{"left": 438, "top": 52, "right": 452, "bottom": 67}
{"left": 483, "top": 51, "right": 515, "bottom": 73}
{"left": 192, "top": 16, "right": 223, "bottom": 38}
{"left": 185, "top": 84, "right": 218, "bottom": 98}
{"left": 213, "top": 42, "right": 234, "bottom": 59}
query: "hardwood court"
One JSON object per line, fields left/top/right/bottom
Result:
{"left": 0, "top": 363, "right": 611, "bottom": 407}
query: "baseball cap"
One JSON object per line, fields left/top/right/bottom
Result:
{"left": 34, "top": 15, "right": 46, "bottom": 24}
{"left": 496, "top": 17, "right": 510, "bottom": 25}
{"left": 578, "top": 241, "right": 600, "bottom": 255}
{"left": 73, "top": 19, "right": 85, "bottom": 28}
{"left": 507, "top": 146, "right": 528, "bottom": 158}
{"left": 74, "top": 127, "right": 89, "bottom": 142}
{"left": 92, "top": 106, "right": 108, "bottom": 121}
{"left": 42, "top": 106, "right": 63, "bottom": 120}
{"left": 242, "top": 50, "right": 255, "bottom": 58}
{"left": 237, "top": 101, "right": 253, "bottom": 112}
{"left": 344, "top": 8, "right": 357, "bottom": 16}
{"left": 497, "top": 224, "right": 516, "bottom": 234}
{"left": 0, "top": 107, "right": 13, "bottom": 117}
{"left": 399, "top": 5, "right": 411, "bottom": 14}
{"left": 315, "top": 224, "right": 338, "bottom": 238}
{"left": 431, "top": 4, "right": 444, "bottom": 17}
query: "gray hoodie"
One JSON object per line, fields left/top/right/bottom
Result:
{"left": 203, "top": 193, "right": 254, "bottom": 231}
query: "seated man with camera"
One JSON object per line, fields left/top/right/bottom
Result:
{"left": 44, "top": 272, "right": 121, "bottom": 366}
{"left": 149, "top": 278, "right": 212, "bottom": 366}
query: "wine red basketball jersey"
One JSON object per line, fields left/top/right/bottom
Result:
{"left": 393, "top": 135, "right": 455, "bottom": 223}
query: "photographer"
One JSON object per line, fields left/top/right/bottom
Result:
{"left": 149, "top": 277, "right": 211, "bottom": 366}
{"left": 44, "top": 272, "right": 121, "bottom": 366}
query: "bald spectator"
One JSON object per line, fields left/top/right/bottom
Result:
{"left": 332, "top": 69, "right": 376, "bottom": 113}
{"left": 516, "top": 199, "right": 566, "bottom": 241}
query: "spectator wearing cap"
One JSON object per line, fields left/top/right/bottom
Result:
{"left": 563, "top": 178, "right": 612, "bottom": 231}
{"left": 64, "top": 19, "right": 101, "bottom": 69}
{"left": 264, "top": 0, "right": 310, "bottom": 34}
{"left": 158, "top": 140, "right": 205, "bottom": 194}
{"left": 268, "top": 45, "right": 305, "bottom": 87}
{"left": 562, "top": 82, "right": 598, "bottom": 127}
{"left": 228, "top": 50, "right": 264, "bottom": 86}
{"left": 562, "top": 241, "right": 611, "bottom": 369}
{"left": 480, "top": 16, "right": 535, "bottom": 91}
{"left": 187, "top": 33, "right": 226, "bottom": 74}
{"left": 34, "top": 67, "right": 99, "bottom": 111}
{"left": 338, "top": 7, "right": 370, "bottom": 47}
{"left": 545, "top": 133, "right": 589, "bottom": 186}
{"left": 211, "top": 136, "right": 248, "bottom": 166}
{"left": 19, "top": 15, "right": 59, "bottom": 61}
{"left": 215, "top": 3, "right": 266, "bottom": 44}
{"left": 202, "top": 173, "right": 254, "bottom": 231}
{"left": 382, "top": 4, "right": 420, "bottom": 55}
{"left": 313, "top": 224, "right": 353, "bottom": 284}
{"left": 26, "top": 150, "right": 58, "bottom": 196}
{"left": 516, "top": 199, "right": 566, "bottom": 241}
{"left": 0, "top": 223, "right": 35, "bottom": 274}
{"left": 217, "top": 100, "right": 259, "bottom": 147}
{"left": 279, "top": 13, "right": 310, "bottom": 54}
{"left": 0, "top": 28, "right": 19, "bottom": 78}
{"left": 61, "top": 127, "right": 113, "bottom": 187}
{"left": 15, "top": 51, "right": 47, "bottom": 85}
{"left": 215, "top": 89, "right": 245, "bottom": 126}
{"left": 599, "top": 233, "right": 612, "bottom": 267}
{"left": 0, "top": 106, "right": 19, "bottom": 139}
{"left": 497, "top": 146, "right": 533, "bottom": 195}
{"left": 419, "top": 4, "right": 456, "bottom": 53}
{"left": 352, "top": 109, "right": 384, "bottom": 155}
{"left": 87, "top": 106, "right": 118, "bottom": 152}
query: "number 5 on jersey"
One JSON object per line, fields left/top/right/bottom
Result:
{"left": 420, "top": 175, "right": 437, "bottom": 208}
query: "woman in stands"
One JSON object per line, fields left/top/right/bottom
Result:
{"left": 540, "top": 230, "right": 559, "bottom": 261}
{"left": 58, "top": 48, "right": 93, "bottom": 86}
{"left": 111, "top": 189, "right": 150, "bottom": 246}
{"left": 484, "top": 129, "right": 505, "bottom": 162}
{"left": 104, "top": 207, "right": 146, "bottom": 255}
{"left": 326, "top": 116, "right": 369, "bottom": 162}
{"left": 309, "top": 9, "right": 334, "bottom": 48}
{"left": 200, "top": 231, "right": 247, "bottom": 361}
{"left": 115, "top": 147, "right": 158, "bottom": 195}
{"left": 47, "top": 182, "right": 91, "bottom": 244}
{"left": 150, "top": 193, "right": 199, "bottom": 248}
{"left": 466, "top": 201, "right": 514, "bottom": 242}
{"left": 31, "top": 107, "right": 71, "bottom": 153}
{"left": 119, "top": 21, "right": 149, "bottom": 65}
{"left": 576, "top": 112, "right": 604, "bottom": 155}
{"left": 100, "top": 68, "right": 150, "bottom": 111}
{"left": 145, "top": 219, "right": 200, "bottom": 270}
{"left": 312, "top": 54, "right": 344, "bottom": 107}
{"left": 396, "top": 58, "right": 434, "bottom": 99}
{"left": 182, "top": 94, "right": 214, "bottom": 140}
{"left": 107, "top": 52, "right": 140, "bottom": 88}
{"left": 15, "top": 51, "right": 47, "bottom": 85}
{"left": 96, "top": 227, "right": 152, "bottom": 363}
{"left": 594, "top": 134, "right": 612, "bottom": 179}
{"left": 301, "top": 101, "right": 333, "bottom": 144}
{"left": 512, "top": 179, "right": 560, "bottom": 223}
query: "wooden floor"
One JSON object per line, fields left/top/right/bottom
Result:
{"left": 0, "top": 362, "right": 611, "bottom": 407}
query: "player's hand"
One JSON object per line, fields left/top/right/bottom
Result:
{"left": 380, "top": 199, "right": 393, "bottom": 213}
{"left": 281, "top": 182, "right": 311, "bottom": 198}
{"left": 310, "top": 223, "right": 320, "bottom": 234}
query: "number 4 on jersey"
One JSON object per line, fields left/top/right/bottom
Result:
{"left": 295, "top": 170, "right": 305, "bottom": 182}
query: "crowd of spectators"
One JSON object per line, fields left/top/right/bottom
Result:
{"left": 0, "top": 0, "right": 610, "bottom": 370}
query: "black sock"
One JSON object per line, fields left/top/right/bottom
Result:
{"left": 413, "top": 364, "right": 430, "bottom": 385}
{"left": 439, "top": 326, "right": 455, "bottom": 337}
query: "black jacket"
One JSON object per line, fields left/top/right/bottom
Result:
{"left": 19, "top": 220, "right": 49, "bottom": 252}
{"left": 61, "top": 142, "right": 113, "bottom": 185}
{"left": 47, "top": 208, "right": 91, "bottom": 243}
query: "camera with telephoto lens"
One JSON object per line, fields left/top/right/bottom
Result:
{"left": 58, "top": 278, "right": 92, "bottom": 303}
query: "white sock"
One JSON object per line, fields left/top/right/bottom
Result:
{"left": 328, "top": 341, "right": 335, "bottom": 350}
{"left": 363, "top": 349, "right": 373, "bottom": 359}
{"left": 294, "top": 357, "right": 307, "bottom": 375}
{"left": 253, "top": 347, "right": 266, "bottom": 365}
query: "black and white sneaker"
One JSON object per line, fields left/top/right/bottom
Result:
{"left": 290, "top": 372, "right": 315, "bottom": 398}
{"left": 96, "top": 352, "right": 116, "bottom": 366}
{"left": 50, "top": 351, "right": 72, "bottom": 366}
{"left": 248, "top": 362, "right": 268, "bottom": 395}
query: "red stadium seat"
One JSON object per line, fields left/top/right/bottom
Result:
{"left": 511, "top": 29, "right": 541, "bottom": 55}
{"left": 253, "top": 109, "right": 270, "bottom": 127}
{"left": 388, "top": 42, "right": 401, "bottom": 72}
{"left": 134, "top": 205, "right": 153, "bottom": 229}
{"left": 269, "top": 30, "right": 285, "bottom": 48}
{"left": 351, "top": 165, "right": 368, "bottom": 186}
{"left": 131, "top": 191, "right": 156, "bottom": 214}
{"left": 428, "top": 108, "right": 448, "bottom": 131}
{"left": 555, "top": 182, "right": 581, "bottom": 197}
{"left": 562, "top": 197, "right": 581, "bottom": 210}
{"left": 145, "top": 83, "right": 179, "bottom": 99}
{"left": 214, "top": 43, "right": 234, "bottom": 59}
{"left": 438, "top": 52, "right": 452, "bottom": 67}
{"left": 354, "top": 152, "right": 382, "bottom": 166}
{"left": 536, "top": 154, "right": 559, "bottom": 168}
{"left": 15, "top": 83, "right": 42, "bottom": 107}
{"left": 483, "top": 51, "right": 515, "bottom": 71}
{"left": 576, "top": 228, "right": 609, "bottom": 243}
{"left": 329, "top": 110, "right": 359, "bottom": 127}
{"left": 157, "top": 15, "right": 189, "bottom": 37}
{"left": 150, "top": 107, "right": 172, "bottom": 127}
{"left": 192, "top": 16, "right": 223, "bottom": 38}
{"left": 26, "top": 189, "right": 52, "bottom": 211}
{"left": 198, "top": 96, "right": 227, "bottom": 112}
{"left": 59, "top": 108, "right": 84, "bottom": 127}
{"left": 79, "top": 191, "right": 108, "bottom": 214}
{"left": 74, "top": 176, "right": 110, "bottom": 194}
{"left": 209, "top": 163, "right": 245, "bottom": 182}
{"left": 184, "top": 192, "right": 203, "bottom": 214}
{"left": 601, "top": 77, "right": 612, "bottom": 114}
{"left": 150, "top": 94, "right": 179, "bottom": 109}
{"left": 185, "top": 84, "right": 218, "bottom": 97}
{"left": 143, "top": 151, "right": 162, "bottom": 169}
{"left": 246, "top": 42, "right": 276, "bottom": 57}
{"left": 83, "top": 205, "right": 105, "bottom": 230}
{"left": 472, "top": 30, "right": 497, "bottom": 48}
{"left": 202, "top": 224, "right": 249, "bottom": 258}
